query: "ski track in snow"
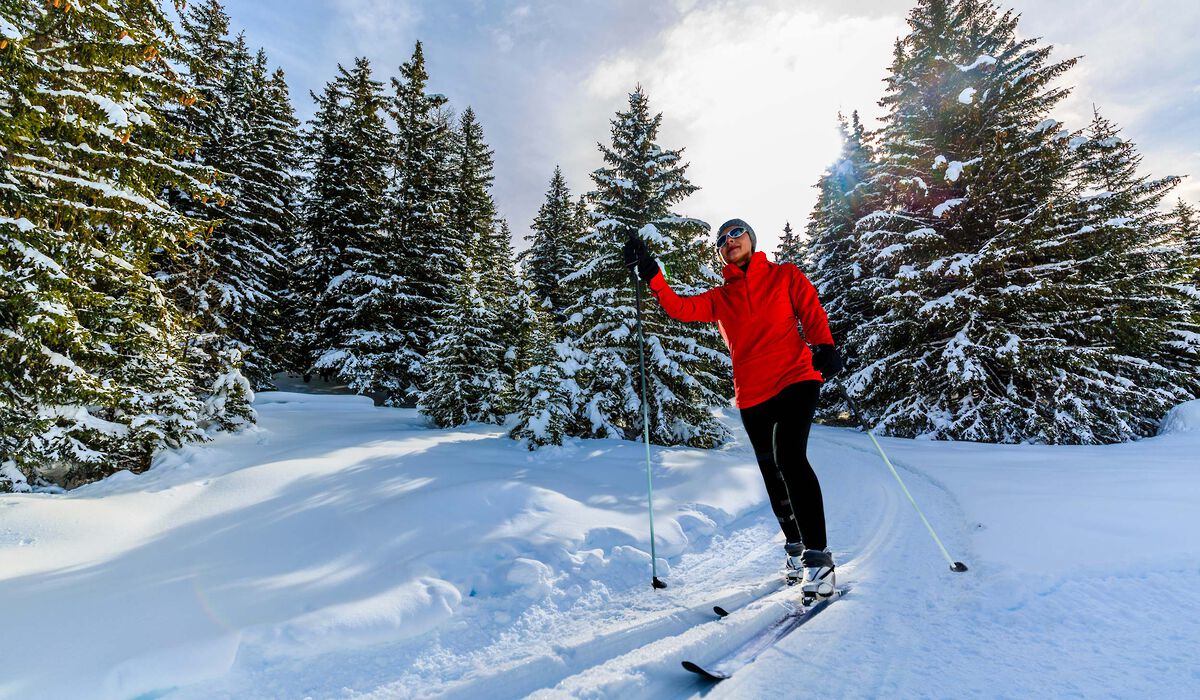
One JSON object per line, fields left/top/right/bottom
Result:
{"left": 3, "top": 391, "right": 1199, "bottom": 699}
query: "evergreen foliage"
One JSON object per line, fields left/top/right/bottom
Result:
{"left": 164, "top": 2, "right": 300, "bottom": 390}
{"left": 845, "top": 0, "right": 1192, "bottom": 444}
{"left": 775, "top": 222, "right": 802, "bottom": 265}
{"left": 1164, "top": 198, "right": 1200, "bottom": 378}
{"left": 299, "top": 58, "right": 410, "bottom": 401}
{"left": 509, "top": 306, "right": 572, "bottom": 448}
{"left": 801, "top": 111, "right": 876, "bottom": 395}
{"left": 522, "top": 166, "right": 581, "bottom": 331}
{"left": 422, "top": 106, "right": 517, "bottom": 422}
{"left": 386, "top": 41, "right": 456, "bottom": 398}
{"left": 419, "top": 263, "right": 504, "bottom": 427}
{"left": 1, "top": 0, "right": 240, "bottom": 489}
{"left": 562, "top": 87, "right": 730, "bottom": 447}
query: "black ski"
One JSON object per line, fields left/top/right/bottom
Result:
{"left": 684, "top": 586, "right": 849, "bottom": 680}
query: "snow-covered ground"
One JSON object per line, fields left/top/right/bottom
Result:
{"left": 3, "top": 390, "right": 1198, "bottom": 699}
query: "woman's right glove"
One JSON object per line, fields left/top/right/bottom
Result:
{"left": 810, "top": 344, "right": 844, "bottom": 379}
{"left": 622, "top": 236, "right": 660, "bottom": 283}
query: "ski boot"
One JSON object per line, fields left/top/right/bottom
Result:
{"left": 798, "top": 548, "right": 835, "bottom": 603}
{"left": 783, "top": 542, "right": 806, "bottom": 585}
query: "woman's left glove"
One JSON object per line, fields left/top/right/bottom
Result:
{"left": 623, "top": 236, "right": 660, "bottom": 283}
{"left": 810, "top": 344, "right": 844, "bottom": 379}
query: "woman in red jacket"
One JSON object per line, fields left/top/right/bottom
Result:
{"left": 624, "top": 218, "right": 843, "bottom": 598}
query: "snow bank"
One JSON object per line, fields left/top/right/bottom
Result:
{"left": 1158, "top": 399, "right": 1200, "bottom": 436}
{"left": 254, "top": 577, "right": 462, "bottom": 658}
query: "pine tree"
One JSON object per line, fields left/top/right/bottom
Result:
{"left": 563, "top": 87, "right": 730, "bottom": 447}
{"left": 510, "top": 306, "right": 572, "bottom": 448}
{"left": 419, "top": 264, "right": 504, "bottom": 427}
{"left": 208, "top": 45, "right": 302, "bottom": 388}
{"left": 449, "top": 108, "right": 520, "bottom": 418}
{"left": 1061, "top": 108, "right": 1194, "bottom": 397}
{"left": 1, "top": 0, "right": 231, "bottom": 489}
{"left": 800, "top": 111, "right": 876, "bottom": 419}
{"left": 175, "top": 0, "right": 233, "bottom": 161}
{"left": 301, "top": 58, "right": 408, "bottom": 401}
{"left": 386, "top": 41, "right": 456, "bottom": 400}
{"left": 1171, "top": 199, "right": 1200, "bottom": 374}
{"left": 849, "top": 0, "right": 1191, "bottom": 444}
{"left": 487, "top": 219, "right": 527, "bottom": 411}
{"left": 521, "top": 166, "right": 579, "bottom": 330}
{"left": 775, "top": 222, "right": 802, "bottom": 265}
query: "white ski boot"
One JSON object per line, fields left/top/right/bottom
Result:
{"left": 788, "top": 548, "right": 835, "bottom": 601}
{"left": 783, "top": 542, "right": 806, "bottom": 584}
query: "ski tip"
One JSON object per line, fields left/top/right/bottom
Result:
{"left": 682, "top": 661, "right": 728, "bottom": 681}
{"left": 652, "top": 577, "right": 668, "bottom": 589}
{"left": 951, "top": 562, "right": 969, "bottom": 573}
{"left": 713, "top": 605, "right": 730, "bottom": 617}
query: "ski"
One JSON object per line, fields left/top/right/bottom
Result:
{"left": 684, "top": 586, "right": 849, "bottom": 680}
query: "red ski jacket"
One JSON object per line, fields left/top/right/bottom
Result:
{"left": 648, "top": 250, "right": 834, "bottom": 409}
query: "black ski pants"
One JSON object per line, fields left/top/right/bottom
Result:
{"left": 738, "top": 380, "right": 827, "bottom": 551}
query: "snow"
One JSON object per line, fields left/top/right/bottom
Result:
{"left": 1032, "top": 118, "right": 1059, "bottom": 134}
{"left": 2, "top": 389, "right": 1199, "bottom": 698}
{"left": 1, "top": 216, "right": 36, "bottom": 233}
{"left": 933, "top": 198, "right": 965, "bottom": 218}
{"left": 10, "top": 237, "right": 66, "bottom": 278}
{"left": 943, "top": 158, "right": 977, "bottom": 182}
{"left": 957, "top": 87, "right": 977, "bottom": 104}
{"left": 1159, "top": 399, "right": 1200, "bottom": 435}
{"left": 0, "top": 17, "right": 20, "bottom": 40}
{"left": 957, "top": 55, "right": 997, "bottom": 71}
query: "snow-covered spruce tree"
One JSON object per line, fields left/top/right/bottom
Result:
{"left": 301, "top": 58, "right": 411, "bottom": 401}
{"left": 1172, "top": 199, "right": 1200, "bottom": 372}
{"left": 1, "top": 0, "right": 231, "bottom": 489}
{"left": 449, "top": 107, "right": 521, "bottom": 417}
{"left": 385, "top": 41, "right": 457, "bottom": 400}
{"left": 563, "top": 87, "right": 730, "bottom": 447}
{"left": 800, "top": 111, "right": 876, "bottom": 421}
{"left": 775, "top": 222, "right": 801, "bottom": 265}
{"left": 163, "top": 34, "right": 296, "bottom": 393}
{"left": 236, "top": 52, "right": 303, "bottom": 385}
{"left": 156, "top": 0, "right": 262, "bottom": 423}
{"left": 804, "top": 113, "right": 876, "bottom": 348}
{"left": 487, "top": 219, "right": 528, "bottom": 407}
{"left": 419, "top": 263, "right": 505, "bottom": 427}
{"left": 509, "top": 305, "right": 573, "bottom": 448}
{"left": 1065, "top": 110, "right": 1195, "bottom": 397}
{"left": 848, "top": 0, "right": 1191, "bottom": 443}
{"left": 521, "top": 166, "right": 581, "bottom": 332}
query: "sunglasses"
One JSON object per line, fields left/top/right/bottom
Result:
{"left": 716, "top": 227, "right": 748, "bottom": 248}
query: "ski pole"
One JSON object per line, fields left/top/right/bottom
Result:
{"left": 627, "top": 237, "right": 667, "bottom": 590}
{"left": 838, "top": 386, "right": 968, "bottom": 573}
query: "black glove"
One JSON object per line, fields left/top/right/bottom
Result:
{"left": 810, "top": 344, "right": 844, "bottom": 379}
{"left": 622, "top": 236, "right": 660, "bottom": 283}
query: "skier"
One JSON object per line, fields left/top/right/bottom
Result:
{"left": 623, "top": 218, "right": 843, "bottom": 598}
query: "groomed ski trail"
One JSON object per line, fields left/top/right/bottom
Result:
{"left": 337, "top": 424, "right": 937, "bottom": 700}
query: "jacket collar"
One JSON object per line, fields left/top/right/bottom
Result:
{"left": 722, "top": 250, "right": 770, "bottom": 282}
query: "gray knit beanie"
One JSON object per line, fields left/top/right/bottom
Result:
{"left": 717, "top": 218, "right": 756, "bottom": 252}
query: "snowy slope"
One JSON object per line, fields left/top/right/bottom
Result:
{"left": 2, "top": 392, "right": 1198, "bottom": 699}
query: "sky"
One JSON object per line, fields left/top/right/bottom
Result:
{"left": 219, "top": 0, "right": 1200, "bottom": 256}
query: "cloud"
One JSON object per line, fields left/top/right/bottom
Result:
{"left": 568, "top": 4, "right": 905, "bottom": 253}
{"left": 328, "top": 0, "right": 422, "bottom": 57}
{"left": 1009, "top": 0, "right": 1200, "bottom": 202}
